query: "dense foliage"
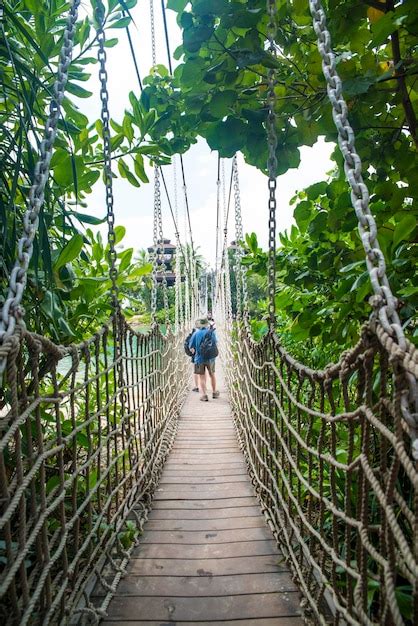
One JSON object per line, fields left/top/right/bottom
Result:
{"left": 1, "top": 0, "right": 417, "bottom": 355}
{"left": 0, "top": 0, "right": 177, "bottom": 341}
{"left": 142, "top": 0, "right": 417, "bottom": 356}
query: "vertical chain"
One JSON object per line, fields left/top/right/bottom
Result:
{"left": 222, "top": 159, "right": 232, "bottom": 323}
{"left": 267, "top": 0, "right": 278, "bottom": 329}
{"left": 309, "top": 0, "right": 418, "bottom": 458}
{"left": 173, "top": 157, "right": 182, "bottom": 331}
{"left": 0, "top": 0, "right": 80, "bottom": 376}
{"left": 157, "top": 178, "right": 169, "bottom": 325}
{"left": 151, "top": 166, "right": 159, "bottom": 320}
{"left": 96, "top": 1, "right": 119, "bottom": 311}
{"left": 149, "top": 0, "right": 157, "bottom": 66}
{"left": 308, "top": 0, "right": 401, "bottom": 339}
{"left": 215, "top": 174, "right": 221, "bottom": 308}
{"left": 233, "top": 155, "right": 248, "bottom": 318}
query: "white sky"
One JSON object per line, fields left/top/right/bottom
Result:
{"left": 78, "top": 2, "right": 334, "bottom": 266}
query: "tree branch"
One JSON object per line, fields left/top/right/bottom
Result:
{"left": 386, "top": 0, "right": 418, "bottom": 148}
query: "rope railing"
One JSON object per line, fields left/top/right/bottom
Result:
{"left": 0, "top": 313, "right": 188, "bottom": 624}
{"left": 223, "top": 319, "right": 418, "bottom": 625}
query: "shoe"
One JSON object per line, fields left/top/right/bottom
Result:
{"left": 200, "top": 395, "right": 209, "bottom": 402}
{"left": 212, "top": 391, "right": 220, "bottom": 399}
{"left": 192, "top": 387, "right": 199, "bottom": 392}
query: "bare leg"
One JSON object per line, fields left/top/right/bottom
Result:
{"left": 199, "top": 373, "right": 208, "bottom": 396}
{"left": 194, "top": 373, "right": 199, "bottom": 389}
{"left": 209, "top": 372, "right": 217, "bottom": 392}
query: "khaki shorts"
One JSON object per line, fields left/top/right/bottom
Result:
{"left": 194, "top": 361, "right": 215, "bottom": 375}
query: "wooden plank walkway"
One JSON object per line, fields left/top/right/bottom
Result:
{"left": 103, "top": 368, "right": 302, "bottom": 625}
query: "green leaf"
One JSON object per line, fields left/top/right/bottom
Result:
{"left": 393, "top": 215, "right": 416, "bottom": 248}
{"left": 69, "top": 211, "right": 106, "bottom": 225}
{"left": 109, "top": 17, "right": 131, "bottom": 29}
{"left": 205, "top": 117, "right": 247, "bottom": 157}
{"left": 54, "top": 234, "right": 84, "bottom": 270}
{"left": 104, "top": 38, "right": 119, "bottom": 48}
{"left": 65, "top": 83, "right": 93, "bottom": 98}
{"left": 114, "top": 225, "right": 126, "bottom": 245}
{"left": 134, "top": 154, "right": 149, "bottom": 183}
{"left": 209, "top": 90, "right": 237, "bottom": 117}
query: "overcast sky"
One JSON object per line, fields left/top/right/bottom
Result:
{"left": 78, "top": 1, "right": 334, "bottom": 266}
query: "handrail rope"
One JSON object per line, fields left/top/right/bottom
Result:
{"left": 96, "top": 1, "right": 120, "bottom": 311}
{"left": 308, "top": 0, "right": 418, "bottom": 458}
{"left": 0, "top": 0, "right": 80, "bottom": 382}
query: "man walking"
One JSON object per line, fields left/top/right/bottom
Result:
{"left": 189, "top": 318, "right": 219, "bottom": 402}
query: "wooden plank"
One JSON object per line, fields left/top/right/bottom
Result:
{"left": 104, "top": 592, "right": 302, "bottom": 621}
{"left": 107, "top": 572, "right": 297, "bottom": 597}
{"left": 160, "top": 475, "right": 248, "bottom": 484}
{"left": 125, "top": 555, "right": 288, "bottom": 577}
{"left": 100, "top": 616, "right": 304, "bottom": 626}
{"left": 145, "top": 517, "right": 266, "bottom": 531}
{"left": 104, "top": 368, "right": 300, "bottom": 624}
{"left": 146, "top": 506, "right": 262, "bottom": 520}
{"left": 161, "top": 468, "right": 247, "bottom": 477}
{"left": 132, "top": 540, "right": 279, "bottom": 560}
{"left": 166, "top": 457, "right": 247, "bottom": 470}
{"left": 151, "top": 497, "right": 258, "bottom": 510}
{"left": 140, "top": 527, "right": 274, "bottom": 545}
{"left": 154, "top": 483, "right": 254, "bottom": 500}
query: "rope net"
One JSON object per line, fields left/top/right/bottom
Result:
{"left": 0, "top": 313, "right": 188, "bottom": 624}
{"left": 223, "top": 319, "right": 418, "bottom": 625}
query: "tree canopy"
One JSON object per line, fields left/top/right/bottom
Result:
{"left": 141, "top": 0, "right": 417, "bottom": 354}
{"left": 1, "top": 0, "right": 417, "bottom": 356}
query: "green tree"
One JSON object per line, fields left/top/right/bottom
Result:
{"left": 141, "top": 0, "right": 417, "bottom": 350}
{"left": 0, "top": 0, "right": 174, "bottom": 340}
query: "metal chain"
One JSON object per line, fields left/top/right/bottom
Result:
{"left": 0, "top": 0, "right": 80, "bottom": 379}
{"left": 222, "top": 159, "right": 232, "bottom": 323}
{"left": 151, "top": 166, "right": 160, "bottom": 320}
{"left": 266, "top": 0, "right": 278, "bottom": 329}
{"left": 173, "top": 157, "right": 182, "bottom": 331}
{"left": 309, "top": 0, "right": 401, "bottom": 342}
{"left": 309, "top": 0, "right": 418, "bottom": 460}
{"left": 149, "top": 0, "right": 157, "bottom": 66}
{"left": 96, "top": 1, "right": 119, "bottom": 311}
{"left": 233, "top": 155, "right": 248, "bottom": 318}
{"left": 157, "top": 177, "right": 169, "bottom": 325}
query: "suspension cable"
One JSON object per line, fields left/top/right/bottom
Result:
{"left": 160, "top": 0, "right": 173, "bottom": 75}
{"left": 232, "top": 155, "right": 248, "bottom": 318}
{"left": 214, "top": 159, "right": 234, "bottom": 311}
{"left": 0, "top": 0, "right": 80, "bottom": 380}
{"left": 266, "top": 0, "right": 278, "bottom": 329}
{"left": 96, "top": 1, "right": 120, "bottom": 311}
{"left": 309, "top": 0, "right": 418, "bottom": 457}
{"left": 158, "top": 0, "right": 198, "bottom": 322}
{"left": 214, "top": 153, "right": 221, "bottom": 305}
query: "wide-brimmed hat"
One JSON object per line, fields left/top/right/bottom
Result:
{"left": 195, "top": 318, "right": 209, "bottom": 329}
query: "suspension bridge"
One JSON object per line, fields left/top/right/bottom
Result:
{"left": 1, "top": 1, "right": 418, "bottom": 625}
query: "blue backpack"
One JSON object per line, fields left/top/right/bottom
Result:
{"left": 199, "top": 329, "right": 219, "bottom": 361}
